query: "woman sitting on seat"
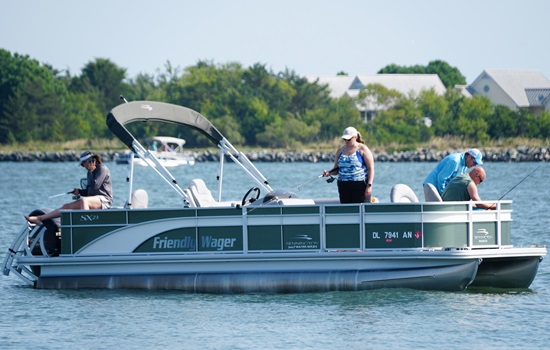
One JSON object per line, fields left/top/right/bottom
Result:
{"left": 25, "top": 151, "right": 113, "bottom": 224}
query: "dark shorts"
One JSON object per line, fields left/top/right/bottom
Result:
{"left": 337, "top": 180, "right": 367, "bottom": 204}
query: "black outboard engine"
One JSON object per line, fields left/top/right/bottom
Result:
{"left": 27, "top": 209, "right": 61, "bottom": 257}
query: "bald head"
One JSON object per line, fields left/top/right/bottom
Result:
{"left": 469, "top": 167, "right": 486, "bottom": 184}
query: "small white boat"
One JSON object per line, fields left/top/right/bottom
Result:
{"left": 114, "top": 136, "right": 195, "bottom": 167}
{"left": 2, "top": 101, "right": 546, "bottom": 293}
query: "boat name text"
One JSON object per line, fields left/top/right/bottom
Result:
{"left": 153, "top": 236, "right": 195, "bottom": 250}
{"left": 202, "top": 236, "right": 237, "bottom": 250}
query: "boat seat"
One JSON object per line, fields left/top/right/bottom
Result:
{"left": 188, "top": 179, "right": 217, "bottom": 207}
{"left": 125, "top": 189, "right": 149, "bottom": 208}
{"left": 390, "top": 184, "right": 419, "bottom": 203}
{"left": 423, "top": 183, "right": 442, "bottom": 202}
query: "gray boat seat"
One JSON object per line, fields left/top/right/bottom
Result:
{"left": 188, "top": 179, "right": 216, "bottom": 207}
{"left": 390, "top": 184, "right": 419, "bottom": 203}
{"left": 423, "top": 183, "right": 442, "bottom": 202}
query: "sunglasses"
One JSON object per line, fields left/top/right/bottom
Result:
{"left": 476, "top": 174, "right": 484, "bottom": 184}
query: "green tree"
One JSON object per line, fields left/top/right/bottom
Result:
{"left": 378, "top": 60, "right": 466, "bottom": 88}
{"left": 515, "top": 109, "right": 541, "bottom": 138}
{"left": 417, "top": 89, "right": 449, "bottom": 130}
{"left": 431, "top": 89, "right": 466, "bottom": 137}
{"left": 72, "top": 58, "right": 129, "bottom": 112}
{"left": 425, "top": 60, "right": 466, "bottom": 87}
{"left": 280, "top": 69, "right": 332, "bottom": 118}
{"left": 356, "top": 83, "right": 402, "bottom": 123}
{"left": 0, "top": 50, "right": 69, "bottom": 143}
{"left": 454, "top": 95, "right": 492, "bottom": 141}
{"left": 487, "top": 105, "right": 517, "bottom": 138}
{"left": 538, "top": 111, "right": 550, "bottom": 138}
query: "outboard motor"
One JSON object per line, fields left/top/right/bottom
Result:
{"left": 27, "top": 209, "right": 61, "bottom": 257}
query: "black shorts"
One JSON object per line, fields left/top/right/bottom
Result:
{"left": 337, "top": 180, "right": 367, "bottom": 204}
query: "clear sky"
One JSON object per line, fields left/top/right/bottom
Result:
{"left": 2, "top": 0, "right": 548, "bottom": 84}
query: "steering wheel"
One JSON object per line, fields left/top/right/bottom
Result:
{"left": 241, "top": 187, "right": 261, "bottom": 206}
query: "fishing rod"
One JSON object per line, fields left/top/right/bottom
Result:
{"left": 292, "top": 167, "right": 338, "bottom": 191}
{"left": 498, "top": 164, "right": 541, "bottom": 200}
{"left": 48, "top": 191, "right": 72, "bottom": 199}
{"left": 293, "top": 174, "right": 324, "bottom": 191}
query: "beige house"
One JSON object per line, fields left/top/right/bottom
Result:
{"left": 468, "top": 69, "right": 550, "bottom": 115}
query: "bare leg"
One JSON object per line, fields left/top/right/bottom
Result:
{"left": 25, "top": 209, "right": 61, "bottom": 224}
{"left": 24, "top": 197, "right": 92, "bottom": 224}
{"left": 24, "top": 196, "right": 105, "bottom": 224}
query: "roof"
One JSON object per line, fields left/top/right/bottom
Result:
{"left": 525, "top": 88, "right": 550, "bottom": 107}
{"left": 470, "top": 70, "right": 550, "bottom": 107}
{"left": 353, "top": 74, "right": 447, "bottom": 96}
{"left": 306, "top": 75, "right": 355, "bottom": 98}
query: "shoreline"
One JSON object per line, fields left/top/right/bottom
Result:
{"left": 1, "top": 146, "right": 549, "bottom": 162}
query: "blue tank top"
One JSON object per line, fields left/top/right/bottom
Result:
{"left": 338, "top": 149, "right": 366, "bottom": 181}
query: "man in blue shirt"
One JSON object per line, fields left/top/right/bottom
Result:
{"left": 423, "top": 148, "right": 483, "bottom": 200}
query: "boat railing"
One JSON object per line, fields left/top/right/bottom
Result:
{"left": 51, "top": 200, "right": 514, "bottom": 256}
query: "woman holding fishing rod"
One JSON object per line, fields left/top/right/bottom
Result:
{"left": 25, "top": 151, "right": 113, "bottom": 224}
{"left": 322, "top": 126, "right": 374, "bottom": 204}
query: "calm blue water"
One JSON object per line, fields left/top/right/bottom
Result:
{"left": 1, "top": 161, "right": 549, "bottom": 349}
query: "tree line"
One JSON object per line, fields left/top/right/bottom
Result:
{"left": 1, "top": 49, "right": 549, "bottom": 148}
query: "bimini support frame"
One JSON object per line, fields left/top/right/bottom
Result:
{"left": 106, "top": 101, "right": 273, "bottom": 205}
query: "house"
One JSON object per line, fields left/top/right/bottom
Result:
{"left": 467, "top": 70, "right": 550, "bottom": 115}
{"left": 348, "top": 74, "right": 447, "bottom": 122}
{"left": 308, "top": 74, "right": 447, "bottom": 122}
{"left": 306, "top": 75, "right": 355, "bottom": 99}
{"left": 351, "top": 74, "right": 447, "bottom": 96}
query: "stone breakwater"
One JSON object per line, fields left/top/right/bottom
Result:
{"left": 1, "top": 146, "right": 549, "bottom": 163}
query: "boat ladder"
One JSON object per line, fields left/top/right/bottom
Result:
{"left": 1, "top": 222, "right": 49, "bottom": 285}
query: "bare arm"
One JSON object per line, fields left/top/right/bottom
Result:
{"left": 323, "top": 147, "right": 342, "bottom": 177}
{"left": 360, "top": 145, "right": 374, "bottom": 201}
{"left": 467, "top": 182, "right": 495, "bottom": 210}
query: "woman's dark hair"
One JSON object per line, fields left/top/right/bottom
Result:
{"left": 92, "top": 154, "right": 102, "bottom": 164}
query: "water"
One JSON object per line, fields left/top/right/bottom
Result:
{"left": 1, "top": 161, "right": 549, "bottom": 349}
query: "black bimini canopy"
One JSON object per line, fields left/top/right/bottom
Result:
{"left": 106, "top": 101, "right": 224, "bottom": 150}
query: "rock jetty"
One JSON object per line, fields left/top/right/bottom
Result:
{"left": 0, "top": 147, "right": 549, "bottom": 163}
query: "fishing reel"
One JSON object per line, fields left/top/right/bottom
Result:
{"left": 326, "top": 175, "right": 335, "bottom": 183}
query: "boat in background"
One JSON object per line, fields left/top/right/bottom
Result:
{"left": 2, "top": 101, "right": 546, "bottom": 293}
{"left": 114, "top": 136, "right": 195, "bottom": 167}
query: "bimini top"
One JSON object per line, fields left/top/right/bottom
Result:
{"left": 106, "top": 101, "right": 224, "bottom": 150}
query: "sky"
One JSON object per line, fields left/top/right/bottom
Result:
{"left": 2, "top": 0, "right": 549, "bottom": 84}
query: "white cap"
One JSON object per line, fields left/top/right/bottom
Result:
{"left": 79, "top": 151, "right": 94, "bottom": 163}
{"left": 341, "top": 127, "right": 358, "bottom": 140}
